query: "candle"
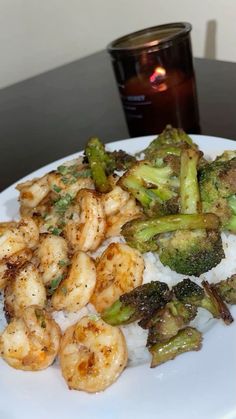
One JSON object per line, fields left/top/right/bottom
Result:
{"left": 108, "top": 23, "right": 200, "bottom": 137}
{"left": 120, "top": 67, "right": 199, "bottom": 136}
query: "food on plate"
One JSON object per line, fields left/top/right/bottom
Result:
{"left": 0, "top": 305, "right": 61, "bottom": 370}
{"left": 91, "top": 242, "right": 144, "bottom": 312}
{"left": 51, "top": 251, "right": 96, "bottom": 311}
{"left": 199, "top": 151, "right": 236, "bottom": 232}
{"left": 35, "top": 234, "right": 68, "bottom": 287}
{"left": 64, "top": 189, "right": 106, "bottom": 252}
{"left": 4, "top": 262, "right": 46, "bottom": 319}
{"left": 59, "top": 316, "right": 127, "bottom": 392}
{"left": 0, "top": 125, "right": 236, "bottom": 394}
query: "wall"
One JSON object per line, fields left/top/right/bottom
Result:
{"left": 0, "top": 0, "right": 234, "bottom": 88}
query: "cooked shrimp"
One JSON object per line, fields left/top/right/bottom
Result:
{"left": 91, "top": 243, "right": 144, "bottom": 312}
{"left": 51, "top": 251, "right": 96, "bottom": 312}
{"left": 106, "top": 198, "right": 142, "bottom": 237}
{"left": 64, "top": 189, "right": 106, "bottom": 252}
{"left": 48, "top": 168, "right": 94, "bottom": 198}
{"left": 59, "top": 316, "right": 127, "bottom": 392}
{"left": 0, "top": 218, "right": 39, "bottom": 261}
{"left": 0, "top": 305, "right": 61, "bottom": 371}
{"left": 4, "top": 262, "right": 46, "bottom": 319}
{"left": 0, "top": 248, "right": 33, "bottom": 290}
{"left": 16, "top": 175, "right": 50, "bottom": 208}
{"left": 102, "top": 185, "right": 130, "bottom": 216}
{"left": 35, "top": 234, "right": 68, "bottom": 287}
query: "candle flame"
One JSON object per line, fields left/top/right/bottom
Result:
{"left": 149, "top": 66, "right": 166, "bottom": 83}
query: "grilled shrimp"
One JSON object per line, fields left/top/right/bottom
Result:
{"left": 102, "top": 185, "right": 130, "bottom": 216}
{"left": 0, "top": 248, "right": 33, "bottom": 290}
{"left": 0, "top": 305, "right": 61, "bottom": 371}
{"left": 48, "top": 169, "right": 94, "bottom": 198}
{"left": 35, "top": 234, "right": 68, "bottom": 287}
{"left": 51, "top": 251, "right": 96, "bottom": 312}
{"left": 16, "top": 175, "right": 50, "bottom": 208}
{"left": 91, "top": 243, "right": 144, "bottom": 312}
{"left": 4, "top": 262, "right": 46, "bottom": 319}
{"left": 64, "top": 189, "right": 106, "bottom": 252}
{"left": 59, "top": 316, "right": 127, "bottom": 392}
{"left": 106, "top": 198, "right": 142, "bottom": 237}
{"left": 0, "top": 217, "right": 39, "bottom": 260}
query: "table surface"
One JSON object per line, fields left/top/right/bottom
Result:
{"left": 1, "top": 50, "right": 236, "bottom": 191}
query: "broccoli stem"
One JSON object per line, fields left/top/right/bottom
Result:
{"left": 122, "top": 213, "right": 220, "bottom": 245}
{"left": 180, "top": 149, "right": 201, "bottom": 214}
{"left": 101, "top": 281, "right": 171, "bottom": 326}
{"left": 85, "top": 137, "right": 111, "bottom": 193}
{"left": 149, "top": 327, "right": 202, "bottom": 367}
{"left": 101, "top": 300, "right": 136, "bottom": 326}
{"left": 202, "top": 281, "right": 233, "bottom": 325}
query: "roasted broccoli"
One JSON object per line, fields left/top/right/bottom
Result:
{"left": 84, "top": 137, "right": 136, "bottom": 192}
{"left": 173, "top": 278, "right": 233, "bottom": 324}
{"left": 215, "top": 274, "right": 236, "bottom": 304}
{"left": 158, "top": 149, "right": 224, "bottom": 276}
{"left": 101, "top": 281, "right": 171, "bottom": 326}
{"left": 121, "top": 213, "right": 220, "bottom": 253}
{"left": 118, "top": 161, "right": 179, "bottom": 216}
{"left": 143, "top": 300, "right": 197, "bottom": 346}
{"left": 199, "top": 153, "right": 236, "bottom": 232}
{"left": 149, "top": 327, "right": 202, "bottom": 367}
{"left": 142, "top": 125, "right": 198, "bottom": 166}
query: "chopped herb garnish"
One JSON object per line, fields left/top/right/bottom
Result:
{"left": 58, "top": 259, "right": 70, "bottom": 267}
{"left": 47, "top": 274, "right": 64, "bottom": 296}
{"left": 48, "top": 226, "right": 62, "bottom": 236}
{"left": 54, "top": 193, "right": 73, "bottom": 214}
{"left": 57, "top": 165, "right": 69, "bottom": 175}
{"left": 52, "top": 184, "right": 62, "bottom": 194}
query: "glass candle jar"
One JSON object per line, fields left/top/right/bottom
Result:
{"left": 108, "top": 23, "right": 200, "bottom": 137}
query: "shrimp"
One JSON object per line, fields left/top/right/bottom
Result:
{"left": 59, "top": 316, "right": 127, "bottom": 392}
{"left": 51, "top": 251, "right": 96, "bottom": 312}
{"left": 0, "top": 305, "right": 61, "bottom": 371}
{"left": 48, "top": 167, "right": 94, "bottom": 198}
{"left": 64, "top": 189, "right": 106, "bottom": 252}
{"left": 35, "top": 234, "right": 68, "bottom": 287}
{"left": 4, "top": 262, "right": 46, "bottom": 319}
{"left": 90, "top": 243, "right": 144, "bottom": 312}
{"left": 16, "top": 174, "right": 50, "bottom": 209}
{"left": 102, "top": 185, "right": 130, "bottom": 216}
{"left": 106, "top": 197, "right": 142, "bottom": 237}
{"left": 0, "top": 217, "right": 39, "bottom": 260}
{"left": 0, "top": 248, "right": 33, "bottom": 290}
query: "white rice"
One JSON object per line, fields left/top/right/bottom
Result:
{"left": 0, "top": 231, "right": 236, "bottom": 367}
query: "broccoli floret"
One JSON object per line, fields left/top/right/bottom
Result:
{"left": 101, "top": 281, "right": 171, "bottom": 326}
{"left": 142, "top": 125, "right": 198, "bottom": 165}
{"left": 84, "top": 137, "right": 136, "bottom": 193}
{"left": 158, "top": 149, "right": 224, "bottom": 276}
{"left": 107, "top": 149, "right": 136, "bottom": 171}
{"left": 159, "top": 229, "right": 224, "bottom": 276}
{"left": 149, "top": 327, "right": 202, "bottom": 367}
{"left": 199, "top": 154, "right": 236, "bottom": 232}
{"left": 173, "top": 278, "right": 233, "bottom": 324}
{"left": 215, "top": 274, "right": 236, "bottom": 304}
{"left": 121, "top": 213, "right": 220, "bottom": 253}
{"left": 118, "top": 161, "right": 179, "bottom": 217}
{"left": 144, "top": 300, "right": 197, "bottom": 346}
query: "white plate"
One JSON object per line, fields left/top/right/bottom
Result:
{"left": 0, "top": 135, "right": 236, "bottom": 419}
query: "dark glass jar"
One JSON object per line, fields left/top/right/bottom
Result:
{"left": 108, "top": 23, "right": 200, "bottom": 137}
